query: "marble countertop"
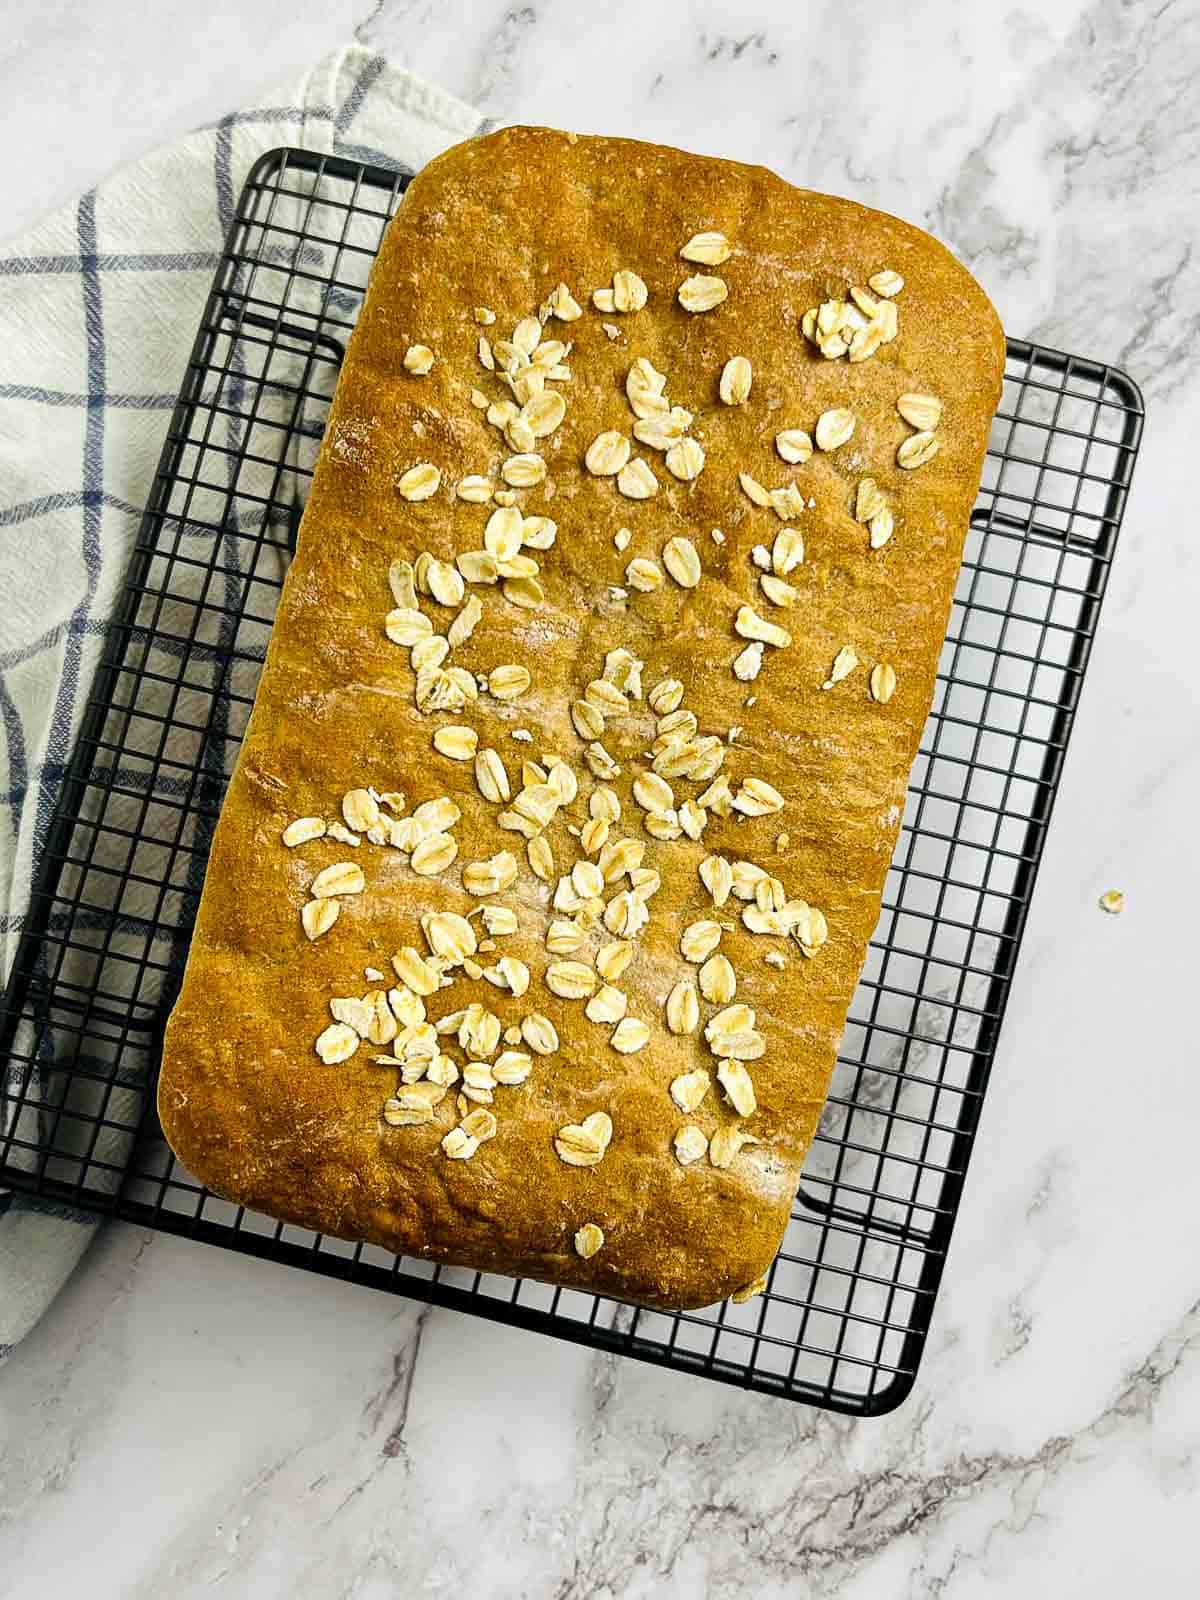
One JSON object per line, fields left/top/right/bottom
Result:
{"left": 2, "top": 0, "right": 1198, "bottom": 1594}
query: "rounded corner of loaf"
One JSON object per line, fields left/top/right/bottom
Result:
{"left": 643, "top": 1221, "right": 789, "bottom": 1314}
{"left": 157, "top": 993, "right": 264, "bottom": 1213}
{"left": 155, "top": 1049, "right": 228, "bottom": 1204}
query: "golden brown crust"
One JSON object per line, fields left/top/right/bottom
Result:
{"left": 158, "top": 126, "right": 1004, "bottom": 1310}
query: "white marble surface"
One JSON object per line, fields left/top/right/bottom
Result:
{"left": 2, "top": 0, "right": 1199, "bottom": 1593}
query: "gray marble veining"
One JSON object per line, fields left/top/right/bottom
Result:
{"left": 2, "top": 0, "right": 1198, "bottom": 1593}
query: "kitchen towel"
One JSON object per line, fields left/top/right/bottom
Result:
{"left": 0, "top": 45, "right": 483, "bottom": 1361}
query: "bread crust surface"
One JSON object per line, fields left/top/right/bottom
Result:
{"left": 159, "top": 127, "right": 1004, "bottom": 1309}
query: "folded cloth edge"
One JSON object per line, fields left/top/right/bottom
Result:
{"left": 0, "top": 43, "right": 481, "bottom": 1362}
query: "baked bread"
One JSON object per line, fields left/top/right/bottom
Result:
{"left": 159, "top": 126, "right": 1004, "bottom": 1310}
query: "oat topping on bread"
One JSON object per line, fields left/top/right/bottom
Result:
{"left": 158, "top": 126, "right": 1004, "bottom": 1311}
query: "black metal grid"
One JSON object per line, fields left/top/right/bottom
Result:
{"left": 0, "top": 148, "right": 1143, "bottom": 1415}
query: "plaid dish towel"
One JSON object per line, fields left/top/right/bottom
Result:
{"left": 0, "top": 45, "right": 482, "bottom": 1361}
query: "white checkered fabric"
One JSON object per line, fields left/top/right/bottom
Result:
{"left": 0, "top": 44, "right": 481, "bottom": 1360}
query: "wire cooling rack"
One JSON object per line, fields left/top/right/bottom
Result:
{"left": 0, "top": 148, "right": 1143, "bottom": 1414}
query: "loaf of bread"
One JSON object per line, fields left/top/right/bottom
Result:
{"left": 158, "top": 126, "right": 1004, "bottom": 1310}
